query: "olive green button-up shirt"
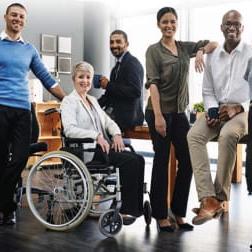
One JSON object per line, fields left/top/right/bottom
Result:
{"left": 145, "top": 40, "right": 209, "bottom": 113}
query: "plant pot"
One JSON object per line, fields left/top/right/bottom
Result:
{"left": 196, "top": 112, "right": 205, "bottom": 119}
{"left": 190, "top": 112, "right": 197, "bottom": 124}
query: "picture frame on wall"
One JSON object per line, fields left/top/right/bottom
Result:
{"left": 41, "top": 54, "right": 56, "bottom": 73}
{"left": 58, "top": 56, "right": 71, "bottom": 74}
{"left": 58, "top": 36, "right": 72, "bottom": 54}
{"left": 41, "top": 34, "right": 57, "bottom": 53}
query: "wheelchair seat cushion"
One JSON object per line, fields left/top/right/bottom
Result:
{"left": 60, "top": 146, "right": 84, "bottom": 161}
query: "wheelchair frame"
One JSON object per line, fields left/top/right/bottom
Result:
{"left": 25, "top": 108, "right": 151, "bottom": 237}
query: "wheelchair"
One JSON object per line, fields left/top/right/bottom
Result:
{"left": 16, "top": 141, "right": 48, "bottom": 207}
{"left": 26, "top": 109, "right": 152, "bottom": 237}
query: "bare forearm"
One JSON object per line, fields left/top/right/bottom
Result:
{"left": 195, "top": 42, "right": 218, "bottom": 73}
{"left": 149, "top": 84, "right": 162, "bottom": 116}
{"left": 49, "top": 85, "right": 66, "bottom": 101}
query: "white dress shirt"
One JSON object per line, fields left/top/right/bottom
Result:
{"left": 203, "top": 41, "right": 252, "bottom": 111}
{"left": 0, "top": 30, "right": 24, "bottom": 42}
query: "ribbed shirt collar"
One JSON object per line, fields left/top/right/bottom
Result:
{"left": 0, "top": 30, "right": 24, "bottom": 43}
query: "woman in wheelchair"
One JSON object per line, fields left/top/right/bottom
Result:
{"left": 60, "top": 61, "right": 145, "bottom": 225}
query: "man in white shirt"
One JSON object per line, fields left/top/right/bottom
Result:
{"left": 187, "top": 10, "right": 252, "bottom": 225}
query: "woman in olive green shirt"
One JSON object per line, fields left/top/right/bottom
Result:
{"left": 145, "top": 6, "right": 217, "bottom": 232}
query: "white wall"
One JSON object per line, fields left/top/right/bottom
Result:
{"left": 117, "top": 1, "right": 252, "bottom": 110}
{"left": 0, "top": 0, "right": 85, "bottom": 98}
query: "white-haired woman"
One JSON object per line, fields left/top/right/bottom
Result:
{"left": 61, "top": 61, "right": 145, "bottom": 224}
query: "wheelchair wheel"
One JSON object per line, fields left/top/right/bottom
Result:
{"left": 26, "top": 151, "right": 93, "bottom": 231}
{"left": 143, "top": 200, "right": 152, "bottom": 225}
{"left": 98, "top": 209, "right": 123, "bottom": 237}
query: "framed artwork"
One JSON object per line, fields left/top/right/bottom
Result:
{"left": 58, "top": 56, "right": 71, "bottom": 74}
{"left": 41, "top": 54, "right": 56, "bottom": 73}
{"left": 41, "top": 34, "right": 57, "bottom": 53}
{"left": 58, "top": 36, "right": 72, "bottom": 54}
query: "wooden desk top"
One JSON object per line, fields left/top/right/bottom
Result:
{"left": 123, "top": 126, "right": 150, "bottom": 140}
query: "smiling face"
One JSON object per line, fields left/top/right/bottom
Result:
{"left": 221, "top": 11, "right": 243, "bottom": 44}
{"left": 73, "top": 70, "right": 93, "bottom": 96}
{"left": 4, "top": 6, "right": 27, "bottom": 35}
{"left": 110, "top": 34, "right": 128, "bottom": 58}
{"left": 158, "top": 12, "right": 177, "bottom": 39}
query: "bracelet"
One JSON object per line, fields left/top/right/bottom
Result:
{"left": 198, "top": 47, "right": 205, "bottom": 54}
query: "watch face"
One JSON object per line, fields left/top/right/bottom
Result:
{"left": 208, "top": 107, "right": 219, "bottom": 119}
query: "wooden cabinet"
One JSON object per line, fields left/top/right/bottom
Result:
{"left": 28, "top": 101, "right": 62, "bottom": 165}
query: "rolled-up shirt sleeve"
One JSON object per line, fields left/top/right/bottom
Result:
{"left": 202, "top": 54, "right": 219, "bottom": 110}
{"left": 183, "top": 40, "right": 209, "bottom": 57}
{"left": 145, "top": 46, "right": 160, "bottom": 89}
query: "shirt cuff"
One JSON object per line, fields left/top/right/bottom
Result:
{"left": 241, "top": 101, "right": 249, "bottom": 112}
{"left": 50, "top": 82, "right": 59, "bottom": 89}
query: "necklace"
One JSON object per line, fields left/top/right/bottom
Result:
{"left": 161, "top": 39, "right": 178, "bottom": 56}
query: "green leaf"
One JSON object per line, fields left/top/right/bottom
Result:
{"left": 193, "top": 102, "right": 205, "bottom": 112}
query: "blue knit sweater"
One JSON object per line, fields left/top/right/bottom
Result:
{"left": 0, "top": 39, "right": 56, "bottom": 110}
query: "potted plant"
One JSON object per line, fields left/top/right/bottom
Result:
{"left": 190, "top": 102, "right": 205, "bottom": 123}
{"left": 193, "top": 102, "right": 205, "bottom": 113}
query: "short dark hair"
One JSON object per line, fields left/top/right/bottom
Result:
{"left": 222, "top": 9, "right": 242, "bottom": 24}
{"left": 157, "top": 7, "right": 178, "bottom": 22}
{"left": 6, "top": 3, "right": 27, "bottom": 14}
{"left": 110, "top": 30, "right": 128, "bottom": 43}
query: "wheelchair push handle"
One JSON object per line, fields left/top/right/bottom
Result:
{"left": 44, "top": 108, "right": 60, "bottom": 116}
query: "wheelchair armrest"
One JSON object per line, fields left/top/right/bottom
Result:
{"left": 63, "top": 140, "right": 110, "bottom": 165}
{"left": 64, "top": 137, "right": 97, "bottom": 154}
{"left": 124, "top": 143, "right": 135, "bottom": 153}
{"left": 29, "top": 142, "right": 48, "bottom": 155}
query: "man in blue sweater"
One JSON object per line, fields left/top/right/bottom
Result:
{"left": 0, "top": 3, "right": 65, "bottom": 225}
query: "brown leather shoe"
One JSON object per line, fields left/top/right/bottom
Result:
{"left": 192, "top": 197, "right": 224, "bottom": 225}
{"left": 192, "top": 207, "right": 223, "bottom": 217}
{"left": 192, "top": 207, "right": 200, "bottom": 215}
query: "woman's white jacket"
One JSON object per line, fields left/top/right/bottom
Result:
{"left": 60, "top": 89, "right": 121, "bottom": 162}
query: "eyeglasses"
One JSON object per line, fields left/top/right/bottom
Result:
{"left": 223, "top": 22, "right": 242, "bottom": 29}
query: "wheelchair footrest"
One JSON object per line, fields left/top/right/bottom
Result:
{"left": 104, "top": 175, "right": 117, "bottom": 185}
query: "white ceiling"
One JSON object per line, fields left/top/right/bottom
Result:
{"left": 80, "top": 0, "right": 242, "bottom": 16}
